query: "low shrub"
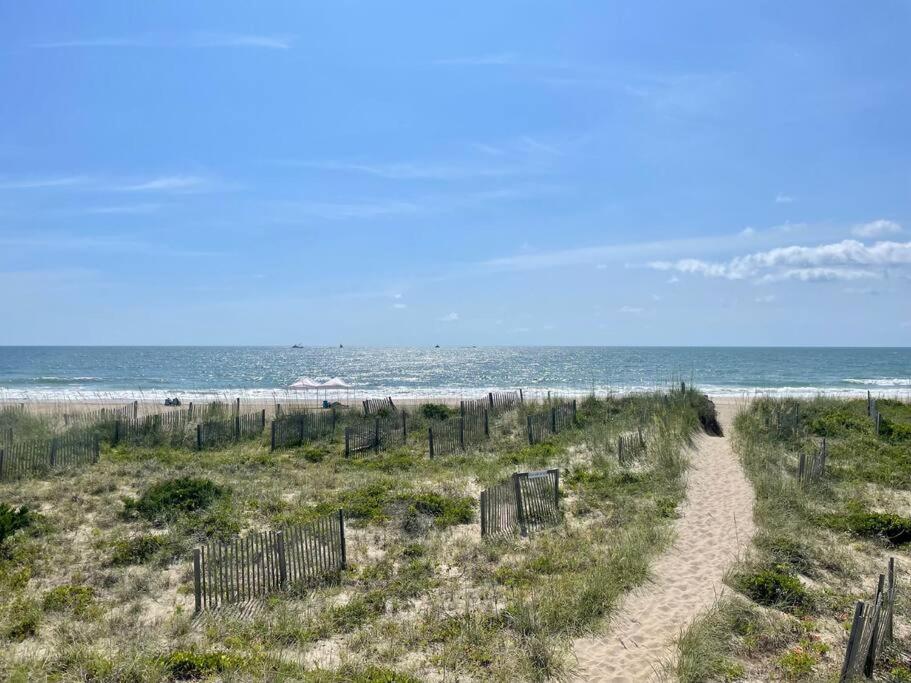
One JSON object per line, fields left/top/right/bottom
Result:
{"left": 421, "top": 403, "right": 452, "bottom": 421}
{"left": 3, "top": 597, "right": 41, "bottom": 641}
{"left": 0, "top": 503, "right": 31, "bottom": 544}
{"left": 733, "top": 566, "right": 810, "bottom": 612}
{"left": 841, "top": 509, "right": 911, "bottom": 545}
{"left": 42, "top": 584, "right": 96, "bottom": 616}
{"left": 403, "top": 492, "right": 474, "bottom": 529}
{"left": 300, "top": 444, "right": 328, "bottom": 463}
{"left": 124, "top": 477, "right": 227, "bottom": 522}
{"left": 109, "top": 534, "right": 172, "bottom": 566}
{"left": 161, "top": 649, "right": 244, "bottom": 680}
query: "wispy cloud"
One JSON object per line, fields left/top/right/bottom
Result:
{"left": 283, "top": 160, "right": 531, "bottom": 181}
{"left": 116, "top": 175, "right": 211, "bottom": 192}
{"left": 392, "top": 303, "right": 407, "bottom": 310}
{"left": 618, "top": 305, "right": 644, "bottom": 314}
{"left": 0, "top": 176, "right": 88, "bottom": 190}
{"left": 775, "top": 193, "right": 795, "bottom": 204}
{"left": 33, "top": 32, "right": 293, "bottom": 50}
{"left": 648, "top": 239, "right": 911, "bottom": 283}
{"left": 851, "top": 219, "right": 902, "bottom": 238}
{"left": 439, "top": 312, "right": 459, "bottom": 322}
{"left": 84, "top": 203, "right": 161, "bottom": 215}
{"left": 0, "top": 232, "right": 217, "bottom": 258}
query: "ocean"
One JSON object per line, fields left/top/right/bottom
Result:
{"left": 0, "top": 346, "right": 909, "bottom": 402}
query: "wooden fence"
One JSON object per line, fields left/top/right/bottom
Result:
{"left": 344, "top": 413, "right": 407, "bottom": 456}
{"left": 526, "top": 401, "right": 577, "bottom": 445}
{"left": 192, "top": 510, "right": 346, "bottom": 613}
{"left": 797, "top": 438, "right": 828, "bottom": 485}
{"left": 0, "top": 433, "right": 99, "bottom": 481}
{"left": 840, "top": 557, "right": 898, "bottom": 681}
{"left": 270, "top": 410, "right": 337, "bottom": 451}
{"left": 112, "top": 411, "right": 193, "bottom": 447}
{"left": 363, "top": 397, "right": 396, "bottom": 416}
{"left": 428, "top": 412, "right": 489, "bottom": 457}
{"left": 618, "top": 429, "right": 646, "bottom": 465}
{"left": 488, "top": 391, "right": 522, "bottom": 414}
{"left": 479, "top": 468, "right": 560, "bottom": 537}
{"left": 867, "top": 394, "right": 883, "bottom": 436}
{"left": 196, "top": 411, "right": 266, "bottom": 450}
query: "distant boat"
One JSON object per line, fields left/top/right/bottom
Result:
{"left": 291, "top": 344, "right": 303, "bottom": 348}
{"left": 435, "top": 344, "right": 440, "bottom": 348}
{"left": 339, "top": 344, "right": 344, "bottom": 348}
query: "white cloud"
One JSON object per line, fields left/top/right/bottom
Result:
{"left": 851, "top": 219, "right": 902, "bottom": 238}
{"left": 117, "top": 175, "right": 210, "bottom": 192}
{"left": 651, "top": 294, "right": 662, "bottom": 301}
{"left": 619, "top": 305, "right": 644, "bottom": 314}
{"left": 774, "top": 193, "right": 794, "bottom": 204}
{"left": 392, "top": 303, "right": 407, "bottom": 309}
{"left": 667, "top": 276, "right": 680, "bottom": 284}
{"left": 392, "top": 293, "right": 403, "bottom": 299}
{"left": 649, "top": 239, "right": 911, "bottom": 283}
{"left": 740, "top": 227, "right": 756, "bottom": 237}
{"left": 85, "top": 203, "right": 161, "bottom": 215}
{"left": 595, "top": 263, "right": 608, "bottom": 270}
{"left": 754, "top": 295, "right": 776, "bottom": 303}
{"left": 440, "top": 312, "right": 459, "bottom": 322}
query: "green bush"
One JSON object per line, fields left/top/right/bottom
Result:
{"left": 421, "top": 403, "right": 453, "bottom": 421}
{"left": 300, "top": 445, "right": 327, "bottom": 463}
{"left": 124, "top": 477, "right": 227, "bottom": 522}
{"left": 109, "top": 534, "right": 171, "bottom": 566}
{"left": 842, "top": 509, "right": 911, "bottom": 545}
{"left": 161, "top": 649, "right": 244, "bottom": 680}
{"left": 3, "top": 597, "right": 41, "bottom": 641}
{"left": 0, "top": 503, "right": 31, "bottom": 544}
{"left": 733, "top": 566, "right": 810, "bottom": 612}
{"left": 403, "top": 492, "right": 474, "bottom": 529}
{"left": 42, "top": 585, "right": 96, "bottom": 616}
{"left": 339, "top": 482, "right": 396, "bottom": 522}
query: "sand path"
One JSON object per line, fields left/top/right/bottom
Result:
{"left": 571, "top": 400, "right": 755, "bottom": 682}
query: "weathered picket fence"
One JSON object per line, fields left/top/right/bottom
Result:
{"left": 0, "top": 433, "right": 99, "bottom": 481}
{"left": 618, "top": 429, "right": 646, "bottom": 465}
{"left": 840, "top": 557, "right": 898, "bottom": 681}
{"left": 270, "top": 410, "right": 337, "bottom": 451}
{"left": 428, "top": 412, "right": 489, "bottom": 457}
{"left": 526, "top": 401, "right": 577, "bottom": 445}
{"left": 344, "top": 413, "right": 407, "bottom": 456}
{"left": 867, "top": 393, "right": 883, "bottom": 436}
{"left": 112, "top": 411, "right": 193, "bottom": 447}
{"left": 797, "top": 438, "right": 828, "bottom": 485}
{"left": 196, "top": 411, "right": 266, "bottom": 450}
{"left": 758, "top": 400, "right": 801, "bottom": 439}
{"left": 479, "top": 468, "right": 560, "bottom": 537}
{"left": 488, "top": 390, "right": 522, "bottom": 414}
{"left": 363, "top": 397, "right": 396, "bottom": 416}
{"left": 192, "top": 510, "right": 347, "bottom": 613}
{"left": 62, "top": 402, "right": 135, "bottom": 428}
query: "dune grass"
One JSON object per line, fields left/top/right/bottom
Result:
{"left": 675, "top": 397, "right": 911, "bottom": 682}
{"left": 0, "top": 390, "right": 709, "bottom": 681}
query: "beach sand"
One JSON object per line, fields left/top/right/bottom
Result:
{"left": 571, "top": 398, "right": 756, "bottom": 682}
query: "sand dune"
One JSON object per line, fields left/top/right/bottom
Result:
{"left": 572, "top": 399, "right": 755, "bottom": 682}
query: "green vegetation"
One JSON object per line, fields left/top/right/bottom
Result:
{"left": 0, "top": 503, "right": 30, "bottom": 545}
{"left": 676, "top": 396, "right": 911, "bottom": 681}
{"left": 0, "top": 388, "right": 712, "bottom": 681}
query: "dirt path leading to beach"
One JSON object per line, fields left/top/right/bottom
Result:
{"left": 571, "top": 399, "right": 755, "bottom": 682}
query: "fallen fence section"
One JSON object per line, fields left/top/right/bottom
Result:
{"left": 428, "top": 411, "right": 489, "bottom": 457}
{"left": 344, "top": 413, "right": 407, "bottom": 456}
{"left": 363, "top": 397, "right": 396, "bottom": 416}
{"left": 193, "top": 510, "right": 347, "bottom": 613}
{"left": 618, "top": 428, "right": 646, "bottom": 465}
{"left": 839, "top": 557, "right": 897, "bottom": 682}
{"left": 0, "top": 433, "right": 99, "bottom": 481}
{"left": 480, "top": 468, "right": 560, "bottom": 538}
{"left": 797, "top": 438, "right": 828, "bottom": 485}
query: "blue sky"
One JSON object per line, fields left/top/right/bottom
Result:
{"left": 1, "top": 1, "right": 909, "bottom": 346}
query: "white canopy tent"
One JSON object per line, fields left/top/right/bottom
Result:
{"left": 288, "top": 376, "right": 352, "bottom": 406}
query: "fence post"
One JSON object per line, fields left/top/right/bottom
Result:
{"left": 133, "top": 400, "right": 138, "bottom": 419}
{"left": 193, "top": 548, "right": 202, "bottom": 614}
{"left": 519, "top": 388, "right": 524, "bottom": 404}
{"left": 460, "top": 418, "right": 465, "bottom": 449}
{"left": 275, "top": 531, "right": 287, "bottom": 586}
{"left": 374, "top": 418, "right": 380, "bottom": 452}
{"left": 261, "top": 409, "right": 266, "bottom": 431}
{"left": 867, "top": 390, "right": 872, "bottom": 416}
{"left": 488, "top": 392, "right": 494, "bottom": 409}
{"left": 483, "top": 409, "right": 489, "bottom": 437}
{"left": 0, "top": 449, "right": 4, "bottom": 480}
{"left": 49, "top": 438, "right": 57, "bottom": 467}
{"left": 886, "top": 557, "right": 895, "bottom": 642}
{"left": 428, "top": 427, "right": 435, "bottom": 458}
{"left": 875, "top": 413, "right": 881, "bottom": 436}
{"left": 270, "top": 421, "right": 276, "bottom": 452}
{"left": 840, "top": 601, "right": 865, "bottom": 683}
{"left": 797, "top": 452, "right": 806, "bottom": 483}
{"left": 513, "top": 473, "right": 527, "bottom": 537}
{"left": 93, "top": 436, "right": 100, "bottom": 463}
{"left": 527, "top": 415, "right": 533, "bottom": 445}
{"left": 196, "top": 424, "right": 202, "bottom": 451}
{"left": 338, "top": 509, "right": 347, "bottom": 570}
{"left": 550, "top": 407, "right": 557, "bottom": 433}
{"left": 344, "top": 429, "right": 350, "bottom": 457}
{"left": 234, "top": 415, "right": 240, "bottom": 441}
{"left": 480, "top": 490, "right": 488, "bottom": 536}
{"left": 363, "top": 400, "right": 369, "bottom": 417}
{"left": 550, "top": 468, "right": 560, "bottom": 506}
{"left": 572, "top": 399, "right": 577, "bottom": 423}
{"left": 114, "top": 419, "right": 121, "bottom": 445}
{"left": 188, "top": 402, "right": 193, "bottom": 418}
{"left": 402, "top": 411, "right": 407, "bottom": 443}
{"left": 618, "top": 436, "right": 624, "bottom": 464}
{"left": 863, "top": 576, "right": 886, "bottom": 677}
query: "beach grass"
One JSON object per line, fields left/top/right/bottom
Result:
{"left": 0, "top": 388, "right": 709, "bottom": 681}
{"left": 675, "top": 396, "right": 911, "bottom": 682}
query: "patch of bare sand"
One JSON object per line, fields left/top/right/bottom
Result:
{"left": 571, "top": 399, "right": 755, "bottom": 682}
